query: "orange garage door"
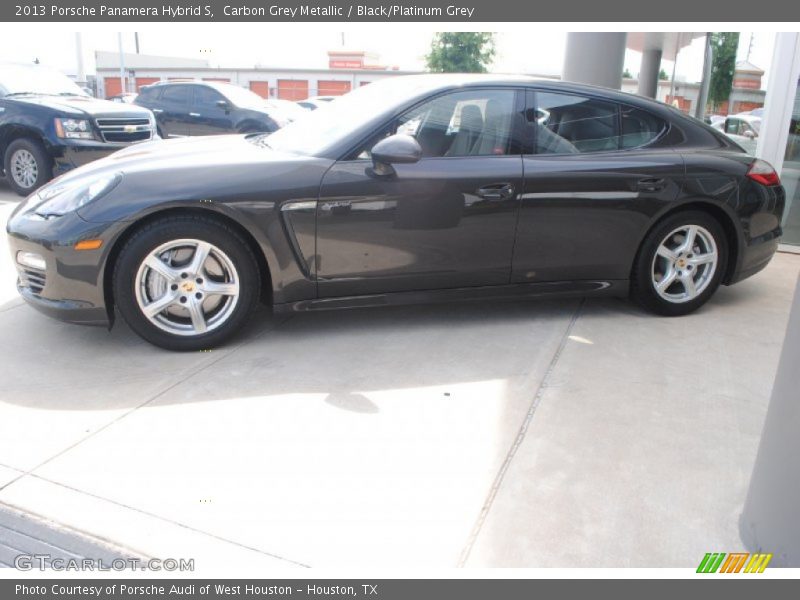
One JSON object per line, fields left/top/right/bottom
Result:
{"left": 277, "top": 80, "right": 309, "bottom": 101}
{"left": 317, "top": 80, "right": 352, "bottom": 96}
{"left": 104, "top": 77, "right": 122, "bottom": 98}
{"left": 249, "top": 81, "right": 270, "bottom": 98}
{"left": 135, "top": 77, "right": 160, "bottom": 91}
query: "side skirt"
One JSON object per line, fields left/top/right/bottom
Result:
{"left": 273, "top": 280, "right": 629, "bottom": 314}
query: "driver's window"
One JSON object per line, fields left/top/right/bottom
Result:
{"left": 354, "top": 89, "right": 516, "bottom": 160}
{"left": 194, "top": 86, "right": 226, "bottom": 109}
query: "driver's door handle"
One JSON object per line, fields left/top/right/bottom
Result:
{"left": 152, "top": 108, "right": 163, "bottom": 113}
{"left": 637, "top": 177, "right": 667, "bottom": 192}
{"left": 476, "top": 183, "right": 515, "bottom": 201}
{"left": 189, "top": 112, "right": 201, "bottom": 118}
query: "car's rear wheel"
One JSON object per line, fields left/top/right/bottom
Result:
{"left": 4, "top": 138, "right": 52, "bottom": 196}
{"left": 631, "top": 210, "right": 728, "bottom": 316}
{"left": 113, "top": 215, "right": 260, "bottom": 351}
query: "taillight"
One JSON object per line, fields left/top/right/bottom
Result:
{"left": 747, "top": 159, "right": 781, "bottom": 186}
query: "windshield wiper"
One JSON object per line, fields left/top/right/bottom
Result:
{"left": 4, "top": 91, "right": 37, "bottom": 97}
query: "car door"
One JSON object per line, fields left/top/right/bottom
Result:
{"left": 190, "top": 85, "right": 236, "bottom": 135}
{"left": 155, "top": 84, "right": 193, "bottom": 137}
{"left": 316, "top": 88, "right": 525, "bottom": 297}
{"left": 512, "top": 89, "right": 685, "bottom": 284}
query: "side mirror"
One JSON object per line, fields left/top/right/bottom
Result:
{"left": 370, "top": 134, "right": 422, "bottom": 175}
{"left": 743, "top": 130, "right": 756, "bottom": 139}
{"left": 216, "top": 100, "right": 230, "bottom": 111}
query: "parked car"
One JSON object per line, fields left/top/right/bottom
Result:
{"left": 134, "top": 81, "right": 288, "bottom": 138}
{"left": 263, "top": 98, "right": 310, "bottom": 123}
{"left": 742, "top": 107, "right": 765, "bottom": 118}
{"left": 713, "top": 114, "right": 761, "bottom": 155}
{"left": 7, "top": 75, "right": 785, "bottom": 350}
{"left": 0, "top": 63, "right": 156, "bottom": 196}
{"left": 108, "top": 93, "right": 138, "bottom": 104}
{"left": 297, "top": 95, "right": 337, "bottom": 111}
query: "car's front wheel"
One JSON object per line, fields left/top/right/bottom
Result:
{"left": 113, "top": 215, "right": 260, "bottom": 351}
{"left": 4, "top": 138, "right": 52, "bottom": 196}
{"left": 631, "top": 210, "right": 728, "bottom": 316}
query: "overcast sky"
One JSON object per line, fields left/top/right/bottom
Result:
{"left": 0, "top": 27, "right": 776, "bottom": 87}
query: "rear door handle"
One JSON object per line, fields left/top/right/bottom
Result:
{"left": 637, "top": 177, "right": 667, "bottom": 192}
{"left": 152, "top": 108, "right": 163, "bottom": 114}
{"left": 189, "top": 112, "right": 201, "bottom": 117}
{"left": 476, "top": 183, "right": 515, "bottom": 201}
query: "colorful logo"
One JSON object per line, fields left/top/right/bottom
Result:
{"left": 697, "top": 552, "right": 772, "bottom": 573}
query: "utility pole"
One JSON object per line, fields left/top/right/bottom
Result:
{"left": 117, "top": 32, "right": 126, "bottom": 94}
{"left": 135, "top": 32, "right": 140, "bottom": 54}
{"left": 75, "top": 33, "right": 85, "bottom": 86}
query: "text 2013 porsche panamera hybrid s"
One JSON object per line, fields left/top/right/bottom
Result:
{"left": 7, "top": 75, "right": 785, "bottom": 350}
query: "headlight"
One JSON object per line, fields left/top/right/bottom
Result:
{"left": 54, "top": 117, "right": 95, "bottom": 140}
{"left": 32, "top": 173, "right": 122, "bottom": 217}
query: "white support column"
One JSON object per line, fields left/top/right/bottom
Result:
{"left": 740, "top": 274, "right": 800, "bottom": 566}
{"left": 637, "top": 48, "right": 662, "bottom": 98}
{"left": 756, "top": 32, "right": 800, "bottom": 172}
{"left": 563, "top": 33, "right": 627, "bottom": 90}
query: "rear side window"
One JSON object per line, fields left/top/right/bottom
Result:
{"left": 161, "top": 85, "right": 189, "bottom": 104}
{"left": 621, "top": 106, "right": 666, "bottom": 148}
{"left": 535, "top": 92, "right": 619, "bottom": 154}
{"left": 137, "top": 86, "right": 154, "bottom": 100}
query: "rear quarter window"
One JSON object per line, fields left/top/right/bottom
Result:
{"left": 620, "top": 106, "right": 666, "bottom": 149}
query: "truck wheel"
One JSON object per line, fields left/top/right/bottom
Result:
{"left": 4, "top": 138, "right": 52, "bottom": 196}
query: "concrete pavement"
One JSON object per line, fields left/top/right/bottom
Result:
{"left": 0, "top": 176, "right": 798, "bottom": 569}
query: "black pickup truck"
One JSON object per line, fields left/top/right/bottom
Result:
{"left": 0, "top": 63, "right": 156, "bottom": 196}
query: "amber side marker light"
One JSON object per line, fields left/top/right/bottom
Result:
{"left": 74, "top": 239, "right": 103, "bottom": 250}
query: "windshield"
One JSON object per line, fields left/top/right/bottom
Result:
{"left": 265, "top": 76, "right": 447, "bottom": 156}
{"left": 0, "top": 64, "right": 87, "bottom": 97}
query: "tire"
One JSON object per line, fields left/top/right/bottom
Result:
{"left": 631, "top": 210, "right": 728, "bottom": 316}
{"left": 4, "top": 138, "right": 52, "bottom": 196}
{"left": 113, "top": 215, "right": 261, "bottom": 351}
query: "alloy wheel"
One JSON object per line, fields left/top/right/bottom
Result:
{"left": 10, "top": 149, "right": 38, "bottom": 190}
{"left": 651, "top": 224, "right": 718, "bottom": 304}
{"left": 134, "top": 239, "right": 240, "bottom": 336}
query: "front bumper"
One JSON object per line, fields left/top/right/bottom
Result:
{"left": 49, "top": 136, "right": 156, "bottom": 177}
{"left": 6, "top": 206, "right": 121, "bottom": 327}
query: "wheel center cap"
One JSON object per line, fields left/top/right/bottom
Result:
{"left": 677, "top": 257, "right": 687, "bottom": 268}
{"left": 181, "top": 281, "right": 195, "bottom": 293}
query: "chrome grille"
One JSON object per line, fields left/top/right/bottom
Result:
{"left": 95, "top": 117, "right": 153, "bottom": 143}
{"left": 19, "top": 267, "right": 46, "bottom": 295}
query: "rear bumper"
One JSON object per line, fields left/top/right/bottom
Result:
{"left": 728, "top": 227, "right": 781, "bottom": 285}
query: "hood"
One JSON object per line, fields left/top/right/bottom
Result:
{"left": 70, "top": 134, "right": 303, "bottom": 179}
{"left": 9, "top": 94, "right": 151, "bottom": 117}
{"left": 52, "top": 134, "right": 333, "bottom": 223}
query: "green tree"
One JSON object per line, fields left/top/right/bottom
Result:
{"left": 622, "top": 68, "right": 632, "bottom": 79}
{"left": 658, "top": 68, "right": 669, "bottom": 81}
{"left": 426, "top": 32, "right": 495, "bottom": 73}
{"left": 708, "top": 32, "right": 740, "bottom": 111}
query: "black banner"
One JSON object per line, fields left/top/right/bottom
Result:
{"left": 2, "top": 0, "right": 800, "bottom": 22}
{"left": 3, "top": 580, "right": 800, "bottom": 600}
